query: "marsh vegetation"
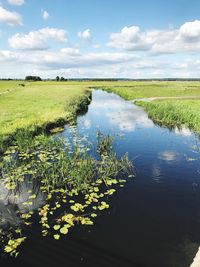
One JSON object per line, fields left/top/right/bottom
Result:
{"left": 0, "top": 132, "right": 133, "bottom": 257}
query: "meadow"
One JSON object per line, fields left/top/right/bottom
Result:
{"left": 0, "top": 81, "right": 92, "bottom": 152}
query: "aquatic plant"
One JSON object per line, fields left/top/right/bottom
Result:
{"left": 0, "top": 133, "right": 134, "bottom": 257}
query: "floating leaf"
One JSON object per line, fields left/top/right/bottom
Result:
{"left": 60, "top": 226, "right": 68, "bottom": 235}
{"left": 53, "top": 234, "right": 60, "bottom": 240}
{"left": 53, "top": 225, "right": 61, "bottom": 231}
{"left": 80, "top": 217, "right": 93, "bottom": 225}
{"left": 98, "top": 201, "right": 109, "bottom": 210}
{"left": 28, "top": 194, "right": 36, "bottom": 199}
{"left": 24, "top": 222, "right": 32, "bottom": 226}
{"left": 70, "top": 203, "right": 84, "bottom": 212}
{"left": 21, "top": 213, "right": 32, "bottom": 220}
{"left": 4, "top": 237, "right": 27, "bottom": 256}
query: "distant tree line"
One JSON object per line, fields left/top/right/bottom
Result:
{"left": 2, "top": 77, "right": 200, "bottom": 82}
{"left": 56, "top": 76, "right": 68, "bottom": 81}
{"left": 0, "top": 78, "right": 14, "bottom": 81}
{"left": 25, "top": 76, "right": 42, "bottom": 81}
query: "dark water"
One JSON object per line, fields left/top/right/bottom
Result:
{"left": 2, "top": 90, "right": 200, "bottom": 267}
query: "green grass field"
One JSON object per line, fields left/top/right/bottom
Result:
{"left": 0, "top": 81, "right": 92, "bottom": 151}
{"left": 103, "top": 81, "right": 200, "bottom": 98}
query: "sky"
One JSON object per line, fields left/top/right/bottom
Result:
{"left": 1, "top": 0, "right": 200, "bottom": 78}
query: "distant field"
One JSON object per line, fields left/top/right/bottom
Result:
{"left": 103, "top": 81, "right": 200, "bottom": 98}
{"left": 102, "top": 81, "right": 200, "bottom": 133}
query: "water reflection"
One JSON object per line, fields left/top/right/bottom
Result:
{"left": 0, "top": 179, "right": 44, "bottom": 228}
{"left": 82, "top": 119, "right": 91, "bottom": 129}
{"left": 158, "top": 151, "right": 180, "bottom": 162}
{"left": 81, "top": 90, "right": 154, "bottom": 132}
{"left": 151, "top": 164, "right": 162, "bottom": 183}
{"left": 107, "top": 107, "right": 154, "bottom": 132}
{"left": 174, "top": 126, "right": 193, "bottom": 137}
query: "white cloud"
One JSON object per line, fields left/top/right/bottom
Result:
{"left": 0, "top": 50, "right": 17, "bottom": 62}
{"left": 0, "top": 6, "right": 22, "bottom": 26}
{"left": 60, "top": 47, "right": 80, "bottom": 56}
{"left": 3, "top": 27, "right": 200, "bottom": 79}
{"left": 8, "top": 27, "right": 67, "bottom": 50}
{"left": 108, "top": 20, "right": 200, "bottom": 54}
{"left": 1, "top": 48, "right": 200, "bottom": 79}
{"left": 78, "top": 29, "right": 92, "bottom": 40}
{"left": 179, "top": 20, "right": 200, "bottom": 41}
{"left": 8, "top": 0, "right": 25, "bottom": 6}
{"left": 0, "top": 48, "right": 138, "bottom": 78}
{"left": 93, "top": 43, "right": 101, "bottom": 49}
{"left": 108, "top": 26, "right": 152, "bottom": 51}
{"left": 26, "top": 51, "right": 136, "bottom": 69}
{"left": 42, "top": 10, "right": 49, "bottom": 20}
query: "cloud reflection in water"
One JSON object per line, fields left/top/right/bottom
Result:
{"left": 85, "top": 91, "right": 154, "bottom": 132}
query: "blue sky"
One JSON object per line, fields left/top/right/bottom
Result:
{"left": 0, "top": 0, "right": 200, "bottom": 78}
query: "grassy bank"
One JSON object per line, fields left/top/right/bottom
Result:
{"left": 138, "top": 99, "right": 200, "bottom": 132}
{"left": 0, "top": 81, "right": 91, "bottom": 152}
{"left": 102, "top": 81, "right": 200, "bottom": 133}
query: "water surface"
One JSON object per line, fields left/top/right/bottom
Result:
{"left": 2, "top": 90, "right": 200, "bottom": 267}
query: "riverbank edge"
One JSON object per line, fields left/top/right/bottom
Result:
{"left": 136, "top": 100, "right": 200, "bottom": 134}
{"left": 102, "top": 87, "right": 200, "bottom": 134}
{"left": 0, "top": 90, "right": 92, "bottom": 154}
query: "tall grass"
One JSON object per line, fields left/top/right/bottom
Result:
{"left": 138, "top": 100, "right": 200, "bottom": 132}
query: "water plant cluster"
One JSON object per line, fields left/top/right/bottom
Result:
{"left": 0, "top": 132, "right": 134, "bottom": 257}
